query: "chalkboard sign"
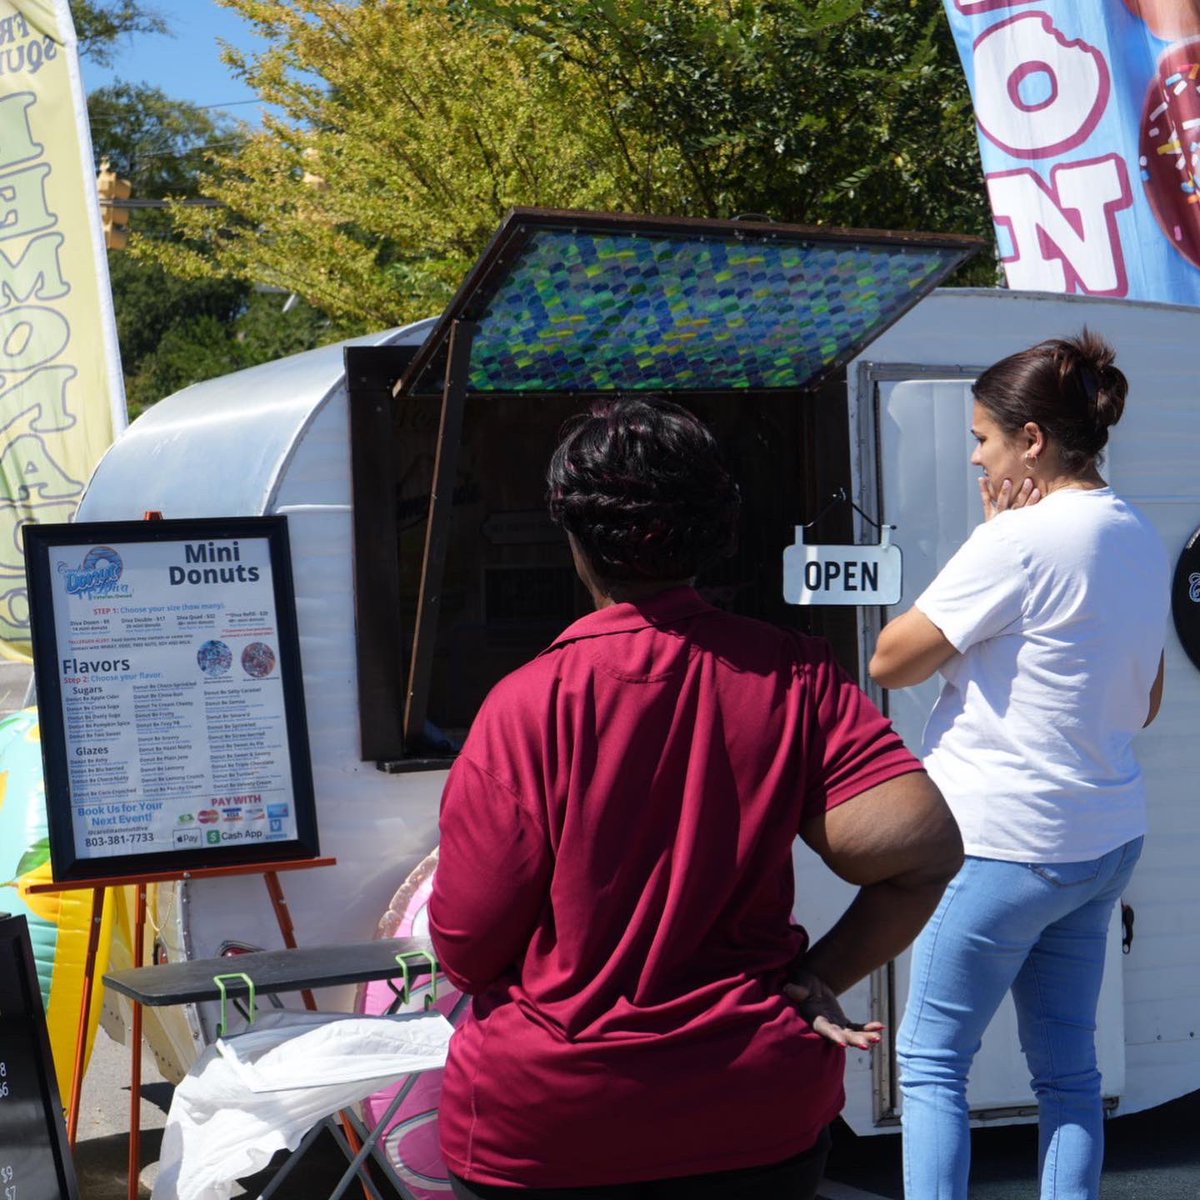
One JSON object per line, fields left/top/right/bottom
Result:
{"left": 0, "top": 914, "right": 80, "bottom": 1200}
{"left": 23, "top": 517, "right": 319, "bottom": 883}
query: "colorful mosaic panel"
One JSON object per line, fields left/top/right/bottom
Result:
{"left": 462, "top": 229, "right": 962, "bottom": 392}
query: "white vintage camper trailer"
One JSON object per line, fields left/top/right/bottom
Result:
{"left": 75, "top": 212, "right": 1200, "bottom": 1143}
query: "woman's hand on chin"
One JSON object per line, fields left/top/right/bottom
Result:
{"left": 980, "top": 475, "right": 1040, "bottom": 522}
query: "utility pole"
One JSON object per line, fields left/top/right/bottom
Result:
{"left": 96, "top": 158, "right": 132, "bottom": 250}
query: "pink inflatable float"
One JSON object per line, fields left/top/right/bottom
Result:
{"left": 356, "top": 850, "right": 468, "bottom": 1197}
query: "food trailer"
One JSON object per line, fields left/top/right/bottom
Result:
{"left": 72, "top": 210, "right": 1200, "bottom": 1147}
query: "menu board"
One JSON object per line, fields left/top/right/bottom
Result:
{"left": 0, "top": 914, "right": 80, "bottom": 1200}
{"left": 24, "top": 518, "right": 319, "bottom": 882}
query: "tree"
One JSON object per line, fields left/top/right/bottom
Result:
{"left": 87, "top": 82, "right": 329, "bottom": 414}
{"left": 118, "top": 289, "right": 327, "bottom": 414}
{"left": 153, "top": 0, "right": 994, "bottom": 332}
{"left": 87, "top": 83, "right": 236, "bottom": 201}
{"left": 153, "top": 0, "right": 650, "bottom": 331}
{"left": 71, "top": 0, "right": 168, "bottom": 66}
{"left": 468, "top": 0, "right": 993, "bottom": 241}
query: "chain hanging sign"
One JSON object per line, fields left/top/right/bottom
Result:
{"left": 782, "top": 491, "right": 903, "bottom": 607}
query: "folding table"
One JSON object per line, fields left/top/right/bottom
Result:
{"left": 104, "top": 937, "right": 440, "bottom": 1200}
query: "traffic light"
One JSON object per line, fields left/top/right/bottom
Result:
{"left": 96, "top": 158, "right": 131, "bottom": 250}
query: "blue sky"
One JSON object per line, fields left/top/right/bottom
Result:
{"left": 80, "top": 0, "right": 270, "bottom": 120}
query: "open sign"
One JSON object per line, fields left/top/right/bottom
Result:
{"left": 783, "top": 526, "right": 903, "bottom": 607}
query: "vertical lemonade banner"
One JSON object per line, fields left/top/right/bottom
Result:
{"left": 0, "top": 0, "right": 124, "bottom": 1100}
{"left": 0, "top": 0, "right": 126, "bottom": 662}
{"left": 941, "top": 1, "right": 1200, "bottom": 304}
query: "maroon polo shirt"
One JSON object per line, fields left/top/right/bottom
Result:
{"left": 429, "top": 587, "right": 920, "bottom": 1188}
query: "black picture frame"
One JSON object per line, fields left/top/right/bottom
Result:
{"left": 0, "top": 913, "right": 81, "bottom": 1200}
{"left": 23, "top": 517, "right": 319, "bottom": 883}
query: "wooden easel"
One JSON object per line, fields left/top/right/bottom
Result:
{"left": 28, "top": 856, "right": 336, "bottom": 1200}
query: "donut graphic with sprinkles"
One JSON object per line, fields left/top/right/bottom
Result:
{"left": 197, "top": 639, "right": 233, "bottom": 678}
{"left": 1140, "top": 38, "right": 1200, "bottom": 268}
{"left": 241, "top": 641, "right": 277, "bottom": 679}
{"left": 81, "top": 545, "right": 122, "bottom": 575}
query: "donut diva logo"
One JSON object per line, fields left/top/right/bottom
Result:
{"left": 57, "top": 545, "right": 128, "bottom": 599}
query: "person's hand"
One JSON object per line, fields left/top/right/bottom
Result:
{"left": 980, "top": 475, "right": 1040, "bottom": 522}
{"left": 784, "top": 967, "right": 884, "bottom": 1051}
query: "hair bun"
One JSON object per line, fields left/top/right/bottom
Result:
{"left": 1066, "top": 328, "right": 1127, "bottom": 437}
{"left": 1091, "top": 372, "right": 1125, "bottom": 432}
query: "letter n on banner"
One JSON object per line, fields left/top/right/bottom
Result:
{"left": 990, "top": 156, "right": 1133, "bottom": 294}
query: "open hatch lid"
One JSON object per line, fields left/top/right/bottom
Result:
{"left": 397, "top": 207, "right": 984, "bottom": 398}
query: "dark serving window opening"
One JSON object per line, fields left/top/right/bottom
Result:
{"left": 346, "top": 208, "right": 980, "bottom": 764}
{"left": 350, "top": 362, "right": 858, "bottom": 766}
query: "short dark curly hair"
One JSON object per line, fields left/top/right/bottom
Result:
{"left": 546, "top": 397, "right": 740, "bottom": 583}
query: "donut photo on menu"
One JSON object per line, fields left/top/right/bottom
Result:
{"left": 197, "top": 639, "right": 233, "bottom": 678}
{"left": 1124, "top": 0, "right": 1200, "bottom": 40}
{"left": 1139, "top": 37, "right": 1200, "bottom": 267}
{"left": 241, "top": 641, "right": 276, "bottom": 679}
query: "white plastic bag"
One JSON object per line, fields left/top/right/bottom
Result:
{"left": 152, "top": 1010, "right": 453, "bottom": 1200}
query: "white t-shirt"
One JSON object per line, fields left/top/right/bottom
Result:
{"left": 915, "top": 487, "right": 1168, "bottom": 863}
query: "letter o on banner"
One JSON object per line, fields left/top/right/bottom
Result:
{"left": 972, "top": 12, "right": 1110, "bottom": 159}
{"left": 2, "top": 585, "right": 28, "bottom": 628}
{"left": 0, "top": 305, "right": 69, "bottom": 372}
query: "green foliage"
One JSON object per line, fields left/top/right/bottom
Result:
{"left": 87, "top": 83, "right": 236, "bottom": 199}
{"left": 154, "top": 0, "right": 995, "bottom": 325}
{"left": 70, "top": 0, "right": 168, "bottom": 66}
{"left": 152, "top": 0, "right": 649, "bottom": 330}
{"left": 89, "top": 85, "right": 330, "bottom": 413}
{"left": 466, "top": 0, "right": 994, "bottom": 254}
{"left": 114, "top": 256, "right": 329, "bottom": 417}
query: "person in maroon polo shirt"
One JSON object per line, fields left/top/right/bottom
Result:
{"left": 429, "top": 398, "right": 962, "bottom": 1200}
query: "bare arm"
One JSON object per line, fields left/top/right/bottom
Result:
{"left": 1145, "top": 652, "right": 1165, "bottom": 727}
{"left": 797, "top": 770, "right": 963, "bottom": 996}
{"left": 429, "top": 757, "right": 551, "bottom": 993}
{"left": 869, "top": 608, "right": 958, "bottom": 690}
{"left": 871, "top": 472, "right": 1042, "bottom": 691}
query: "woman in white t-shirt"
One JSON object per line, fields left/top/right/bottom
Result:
{"left": 870, "top": 330, "right": 1168, "bottom": 1200}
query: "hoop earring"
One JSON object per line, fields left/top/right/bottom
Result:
{"left": 1023, "top": 452, "right": 1037, "bottom": 472}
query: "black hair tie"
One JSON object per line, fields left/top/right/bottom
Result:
{"left": 1078, "top": 364, "right": 1100, "bottom": 411}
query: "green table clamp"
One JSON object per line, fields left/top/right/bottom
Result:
{"left": 393, "top": 949, "right": 439, "bottom": 1010}
{"left": 213, "top": 972, "right": 256, "bottom": 1037}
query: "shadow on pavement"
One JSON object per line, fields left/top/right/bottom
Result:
{"left": 75, "top": 1130, "right": 163, "bottom": 1200}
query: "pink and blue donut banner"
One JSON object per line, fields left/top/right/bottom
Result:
{"left": 942, "top": 1, "right": 1200, "bottom": 304}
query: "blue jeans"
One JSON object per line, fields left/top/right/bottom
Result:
{"left": 897, "top": 837, "right": 1142, "bottom": 1200}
